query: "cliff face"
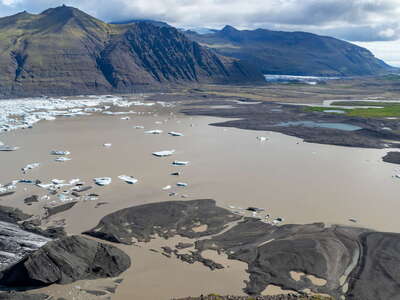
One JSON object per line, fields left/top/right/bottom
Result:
{"left": 185, "top": 26, "right": 395, "bottom": 77}
{"left": 0, "top": 6, "right": 263, "bottom": 97}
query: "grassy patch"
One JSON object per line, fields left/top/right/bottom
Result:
{"left": 305, "top": 102, "right": 400, "bottom": 118}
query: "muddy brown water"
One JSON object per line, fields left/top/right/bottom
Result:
{"left": 0, "top": 102, "right": 399, "bottom": 299}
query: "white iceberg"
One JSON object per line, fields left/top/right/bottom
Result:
{"left": 172, "top": 161, "right": 189, "bottom": 166}
{"left": 118, "top": 175, "right": 138, "bottom": 184}
{"left": 55, "top": 157, "right": 71, "bottom": 162}
{"left": 94, "top": 177, "right": 112, "bottom": 186}
{"left": 51, "top": 150, "right": 70, "bottom": 156}
{"left": 120, "top": 117, "right": 130, "bottom": 120}
{"left": 168, "top": 132, "right": 184, "bottom": 137}
{"left": 51, "top": 179, "right": 65, "bottom": 185}
{"left": 256, "top": 136, "right": 267, "bottom": 142}
{"left": 134, "top": 125, "right": 145, "bottom": 129}
{"left": 103, "top": 143, "right": 112, "bottom": 147}
{"left": 22, "top": 163, "right": 40, "bottom": 173}
{"left": 145, "top": 129, "right": 163, "bottom": 134}
{"left": 176, "top": 182, "right": 188, "bottom": 187}
{"left": 0, "top": 145, "right": 19, "bottom": 151}
{"left": 162, "top": 185, "right": 172, "bottom": 190}
{"left": 152, "top": 150, "right": 175, "bottom": 157}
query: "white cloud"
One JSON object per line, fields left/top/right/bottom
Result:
{"left": 354, "top": 40, "right": 400, "bottom": 66}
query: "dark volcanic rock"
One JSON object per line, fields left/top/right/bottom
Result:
{"left": 382, "top": 151, "right": 400, "bottom": 165}
{"left": 45, "top": 202, "right": 77, "bottom": 217}
{"left": 0, "top": 292, "right": 51, "bottom": 300}
{"left": 346, "top": 232, "right": 400, "bottom": 300}
{"left": 24, "top": 195, "right": 39, "bottom": 206}
{"left": 0, "top": 205, "right": 31, "bottom": 223}
{"left": 84, "top": 199, "right": 241, "bottom": 244}
{"left": 0, "top": 235, "right": 131, "bottom": 286}
{"left": 174, "top": 295, "right": 331, "bottom": 300}
{"left": 196, "top": 219, "right": 368, "bottom": 298}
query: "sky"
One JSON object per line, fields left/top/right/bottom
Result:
{"left": 0, "top": 0, "right": 399, "bottom": 66}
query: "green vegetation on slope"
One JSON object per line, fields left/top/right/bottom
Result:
{"left": 305, "top": 101, "right": 400, "bottom": 118}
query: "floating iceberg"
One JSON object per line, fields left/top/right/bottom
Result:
{"left": 256, "top": 136, "right": 267, "bottom": 142}
{"left": 134, "top": 125, "right": 145, "bottom": 129}
{"left": 51, "top": 150, "right": 70, "bottom": 156}
{"left": 162, "top": 185, "right": 172, "bottom": 190}
{"left": 51, "top": 179, "right": 65, "bottom": 185}
{"left": 152, "top": 150, "right": 175, "bottom": 157}
{"left": 145, "top": 129, "right": 163, "bottom": 134}
{"left": 22, "top": 163, "right": 40, "bottom": 173}
{"left": 176, "top": 182, "right": 188, "bottom": 187}
{"left": 120, "top": 117, "right": 130, "bottom": 120}
{"left": 168, "top": 132, "right": 184, "bottom": 137}
{"left": 94, "top": 177, "right": 112, "bottom": 186}
{"left": 55, "top": 157, "right": 71, "bottom": 162}
{"left": 118, "top": 175, "right": 138, "bottom": 184}
{"left": 0, "top": 145, "right": 19, "bottom": 151}
{"left": 103, "top": 143, "right": 112, "bottom": 147}
{"left": 172, "top": 161, "right": 189, "bottom": 166}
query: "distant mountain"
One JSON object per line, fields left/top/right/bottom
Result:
{"left": 0, "top": 7, "right": 263, "bottom": 97}
{"left": 109, "top": 19, "right": 171, "bottom": 28}
{"left": 185, "top": 25, "right": 394, "bottom": 76}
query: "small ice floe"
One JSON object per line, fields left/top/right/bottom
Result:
{"left": 55, "top": 157, "right": 71, "bottom": 162}
{"left": 69, "top": 178, "right": 81, "bottom": 185}
{"left": 228, "top": 205, "right": 236, "bottom": 209}
{"left": 103, "top": 143, "right": 112, "bottom": 147}
{"left": 172, "top": 161, "right": 189, "bottom": 166}
{"left": 134, "top": 125, "right": 145, "bottom": 129}
{"left": 272, "top": 217, "right": 284, "bottom": 225}
{"left": 22, "top": 163, "right": 40, "bottom": 173}
{"left": 145, "top": 129, "right": 163, "bottom": 134}
{"left": 118, "top": 175, "right": 138, "bottom": 184}
{"left": 0, "top": 183, "right": 16, "bottom": 196}
{"left": 162, "top": 185, "right": 172, "bottom": 190}
{"left": 155, "top": 121, "right": 163, "bottom": 125}
{"left": 152, "top": 150, "right": 175, "bottom": 157}
{"left": 121, "top": 117, "right": 130, "bottom": 120}
{"left": 349, "top": 218, "right": 357, "bottom": 223}
{"left": 0, "top": 145, "right": 19, "bottom": 151}
{"left": 94, "top": 177, "right": 112, "bottom": 186}
{"left": 168, "top": 132, "right": 184, "bottom": 137}
{"left": 52, "top": 179, "right": 65, "bottom": 185}
{"left": 51, "top": 150, "right": 70, "bottom": 156}
{"left": 176, "top": 182, "right": 188, "bottom": 187}
{"left": 256, "top": 136, "right": 267, "bottom": 142}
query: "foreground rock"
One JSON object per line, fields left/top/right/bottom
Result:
{"left": 382, "top": 151, "right": 400, "bottom": 164}
{"left": 174, "top": 295, "right": 331, "bottom": 300}
{"left": 0, "top": 292, "right": 51, "bottom": 300}
{"left": 84, "top": 199, "right": 241, "bottom": 244}
{"left": 0, "top": 235, "right": 131, "bottom": 286}
{"left": 85, "top": 199, "right": 400, "bottom": 299}
{"left": 0, "top": 221, "right": 50, "bottom": 270}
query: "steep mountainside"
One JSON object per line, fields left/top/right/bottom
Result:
{"left": 185, "top": 25, "right": 394, "bottom": 76}
{"left": 0, "top": 7, "right": 263, "bottom": 97}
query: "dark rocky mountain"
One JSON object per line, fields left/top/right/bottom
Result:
{"left": 0, "top": 6, "right": 263, "bottom": 97}
{"left": 185, "top": 25, "right": 395, "bottom": 76}
{"left": 110, "top": 19, "right": 172, "bottom": 28}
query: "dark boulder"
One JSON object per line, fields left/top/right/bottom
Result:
{"left": 0, "top": 235, "right": 131, "bottom": 286}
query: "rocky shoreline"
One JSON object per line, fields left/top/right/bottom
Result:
{"left": 181, "top": 98, "right": 400, "bottom": 149}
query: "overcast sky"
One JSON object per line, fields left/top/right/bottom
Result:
{"left": 1, "top": 0, "right": 399, "bottom": 66}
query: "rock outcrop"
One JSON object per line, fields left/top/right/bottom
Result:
{"left": 84, "top": 199, "right": 241, "bottom": 244}
{"left": 0, "top": 235, "right": 131, "bottom": 286}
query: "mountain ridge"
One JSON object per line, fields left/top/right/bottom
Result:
{"left": 185, "top": 25, "right": 394, "bottom": 76}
